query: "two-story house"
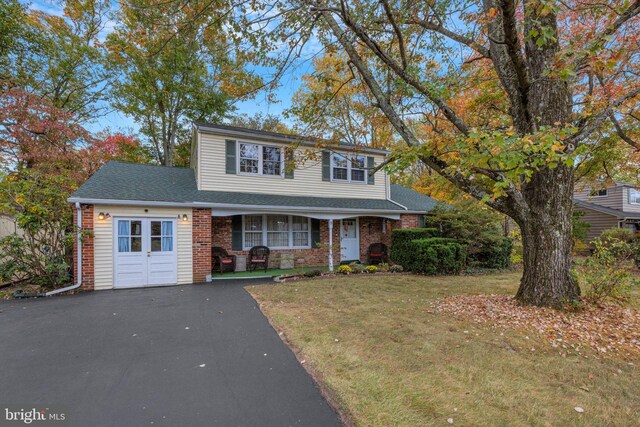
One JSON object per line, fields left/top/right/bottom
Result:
{"left": 574, "top": 182, "right": 640, "bottom": 241}
{"left": 68, "top": 123, "right": 437, "bottom": 290}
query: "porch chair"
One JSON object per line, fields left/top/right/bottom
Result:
{"left": 367, "top": 242, "right": 388, "bottom": 265}
{"left": 248, "top": 246, "right": 270, "bottom": 272}
{"left": 212, "top": 246, "right": 236, "bottom": 274}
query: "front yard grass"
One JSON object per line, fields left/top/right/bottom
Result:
{"left": 247, "top": 272, "right": 639, "bottom": 426}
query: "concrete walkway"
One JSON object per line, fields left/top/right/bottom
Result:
{"left": 0, "top": 280, "right": 340, "bottom": 426}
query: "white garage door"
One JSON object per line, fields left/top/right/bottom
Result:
{"left": 114, "top": 218, "right": 177, "bottom": 288}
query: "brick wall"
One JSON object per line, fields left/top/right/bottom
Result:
{"left": 72, "top": 204, "right": 94, "bottom": 291}
{"left": 192, "top": 208, "right": 212, "bottom": 282}
{"left": 210, "top": 214, "right": 421, "bottom": 268}
{"left": 211, "top": 216, "right": 340, "bottom": 268}
{"left": 399, "top": 214, "right": 420, "bottom": 228}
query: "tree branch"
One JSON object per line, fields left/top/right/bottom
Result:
{"left": 379, "top": 0, "right": 407, "bottom": 69}
{"left": 408, "top": 19, "right": 491, "bottom": 59}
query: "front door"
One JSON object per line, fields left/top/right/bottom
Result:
{"left": 114, "top": 218, "right": 177, "bottom": 288}
{"left": 340, "top": 218, "right": 360, "bottom": 261}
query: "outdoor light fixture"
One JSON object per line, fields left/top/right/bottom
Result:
{"left": 182, "top": 214, "right": 188, "bottom": 222}
{"left": 98, "top": 212, "right": 110, "bottom": 220}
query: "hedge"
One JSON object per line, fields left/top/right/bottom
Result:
{"left": 405, "top": 238, "right": 467, "bottom": 275}
{"left": 390, "top": 228, "right": 439, "bottom": 267}
{"left": 468, "top": 236, "right": 513, "bottom": 269}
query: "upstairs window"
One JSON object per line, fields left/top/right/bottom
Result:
{"left": 589, "top": 188, "right": 608, "bottom": 197}
{"left": 629, "top": 189, "right": 640, "bottom": 205}
{"left": 239, "top": 142, "right": 282, "bottom": 176}
{"left": 331, "top": 154, "right": 366, "bottom": 183}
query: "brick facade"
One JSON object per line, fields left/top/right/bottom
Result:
{"left": 211, "top": 214, "right": 420, "bottom": 268}
{"left": 72, "top": 204, "right": 94, "bottom": 291}
{"left": 211, "top": 216, "right": 341, "bottom": 268}
{"left": 192, "top": 208, "right": 212, "bottom": 283}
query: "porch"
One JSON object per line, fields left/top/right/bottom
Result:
{"left": 208, "top": 214, "right": 417, "bottom": 276}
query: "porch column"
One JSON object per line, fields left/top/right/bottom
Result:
{"left": 328, "top": 218, "right": 334, "bottom": 272}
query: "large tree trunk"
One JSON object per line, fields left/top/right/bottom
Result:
{"left": 515, "top": 165, "right": 580, "bottom": 307}
{"left": 511, "top": 3, "right": 580, "bottom": 307}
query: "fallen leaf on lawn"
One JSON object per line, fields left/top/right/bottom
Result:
{"left": 574, "top": 407, "right": 584, "bottom": 413}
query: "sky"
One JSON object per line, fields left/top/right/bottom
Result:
{"left": 26, "top": 0, "right": 309, "bottom": 134}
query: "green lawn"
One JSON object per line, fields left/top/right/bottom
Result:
{"left": 248, "top": 272, "right": 639, "bottom": 426}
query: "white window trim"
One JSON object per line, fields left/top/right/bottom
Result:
{"left": 330, "top": 153, "right": 367, "bottom": 184}
{"left": 237, "top": 141, "right": 284, "bottom": 178}
{"left": 629, "top": 188, "right": 640, "bottom": 205}
{"left": 242, "top": 215, "right": 312, "bottom": 250}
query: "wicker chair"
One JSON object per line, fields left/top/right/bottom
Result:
{"left": 212, "top": 247, "right": 236, "bottom": 274}
{"left": 248, "top": 246, "right": 270, "bottom": 272}
{"left": 367, "top": 243, "right": 388, "bottom": 265}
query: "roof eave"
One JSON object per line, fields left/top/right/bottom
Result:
{"left": 195, "top": 123, "right": 390, "bottom": 156}
{"left": 67, "top": 196, "right": 411, "bottom": 214}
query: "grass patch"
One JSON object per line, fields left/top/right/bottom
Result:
{"left": 248, "top": 272, "right": 639, "bottom": 426}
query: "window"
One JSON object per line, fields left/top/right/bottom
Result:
{"left": 589, "top": 188, "right": 608, "bottom": 197}
{"left": 629, "top": 189, "right": 640, "bottom": 205}
{"left": 150, "top": 220, "right": 173, "bottom": 252}
{"left": 331, "top": 154, "right": 366, "bottom": 183}
{"left": 117, "top": 220, "right": 142, "bottom": 253}
{"left": 243, "top": 215, "right": 311, "bottom": 249}
{"left": 244, "top": 215, "right": 263, "bottom": 247}
{"left": 239, "top": 142, "right": 282, "bottom": 176}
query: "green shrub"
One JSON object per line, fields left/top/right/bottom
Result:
{"left": 390, "top": 228, "right": 440, "bottom": 266}
{"left": 470, "top": 236, "right": 513, "bottom": 269}
{"left": 389, "top": 264, "right": 404, "bottom": 273}
{"left": 337, "top": 265, "right": 352, "bottom": 275}
{"left": 403, "top": 238, "right": 467, "bottom": 275}
{"left": 349, "top": 262, "right": 365, "bottom": 274}
{"left": 578, "top": 238, "right": 639, "bottom": 303}
{"left": 303, "top": 269, "right": 323, "bottom": 278}
{"left": 594, "top": 227, "right": 636, "bottom": 260}
{"left": 423, "top": 205, "right": 512, "bottom": 270}
{"left": 377, "top": 263, "right": 390, "bottom": 272}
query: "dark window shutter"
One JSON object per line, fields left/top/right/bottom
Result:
{"left": 231, "top": 215, "right": 243, "bottom": 250}
{"left": 367, "top": 156, "right": 375, "bottom": 185}
{"left": 322, "top": 151, "right": 331, "bottom": 181}
{"left": 311, "top": 218, "right": 321, "bottom": 248}
{"left": 284, "top": 148, "right": 294, "bottom": 179}
{"left": 225, "top": 139, "right": 236, "bottom": 174}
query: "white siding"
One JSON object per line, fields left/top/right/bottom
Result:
{"left": 0, "top": 215, "right": 21, "bottom": 239}
{"left": 197, "top": 131, "right": 388, "bottom": 199}
{"left": 93, "top": 205, "right": 193, "bottom": 290}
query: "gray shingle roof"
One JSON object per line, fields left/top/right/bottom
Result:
{"left": 389, "top": 184, "right": 439, "bottom": 212}
{"left": 71, "top": 161, "right": 436, "bottom": 212}
{"left": 574, "top": 199, "right": 640, "bottom": 219}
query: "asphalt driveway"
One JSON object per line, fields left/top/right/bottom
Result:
{"left": 0, "top": 281, "right": 340, "bottom": 426}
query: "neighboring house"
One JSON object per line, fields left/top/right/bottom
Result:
{"left": 0, "top": 215, "right": 20, "bottom": 240}
{"left": 574, "top": 182, "right": 640, "bottom": 241}
{"left": 68, "top": 123, "right": 437, "bottom": 291}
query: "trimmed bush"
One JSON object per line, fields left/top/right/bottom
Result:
{"left": 303, "top": 269, "right": 323, "bottom": 278}
{"left": 391, "top": 228, "right": 440, "bottom": 266}
{"left": 469, "top": 236, "right": 513, "bottom": 269}
{"left": 403, "top": 238, "right": 467, "bottom": 275}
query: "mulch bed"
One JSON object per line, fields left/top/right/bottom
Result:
{"left": 434, "top": 295, "right": 640, "bottom": 359}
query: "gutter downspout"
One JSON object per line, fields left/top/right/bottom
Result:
{"left": 44, "top": 203, "right": 83, "bottom": 296}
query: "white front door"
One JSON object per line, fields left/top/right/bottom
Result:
{"left": 114, "top": 218, "right": 177, "bottom": 288}
{"left": 340, "top": 218, "right": 360, "bottom": 261}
